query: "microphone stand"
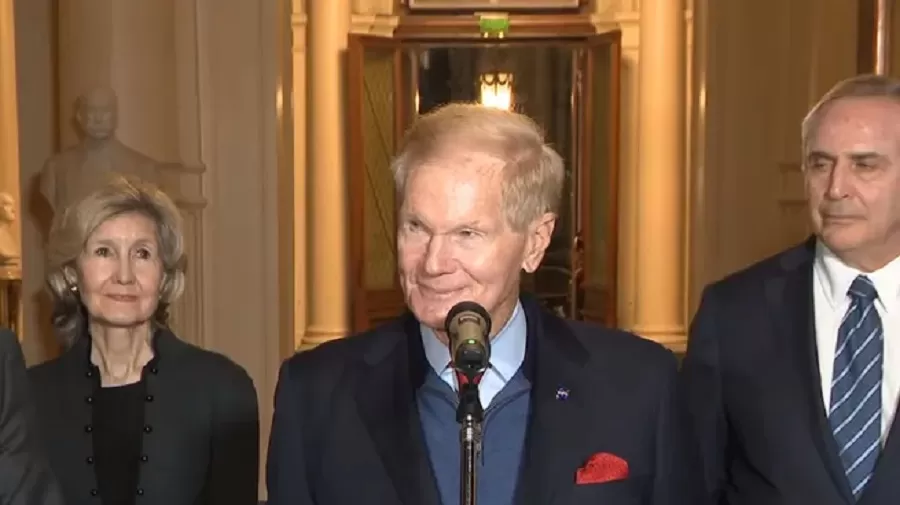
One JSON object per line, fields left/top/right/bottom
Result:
{"left": 456, "top": 375, "right": 484, "bottom": 505}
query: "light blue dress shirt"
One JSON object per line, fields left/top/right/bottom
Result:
{"left": 420, "top": 301, "right": 527, "bottom": 408}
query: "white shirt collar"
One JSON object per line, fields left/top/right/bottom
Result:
{"left": 814, "top": 240, "right": 900, "bottom": 313}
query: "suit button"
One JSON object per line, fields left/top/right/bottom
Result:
{"left": 136, "top": 488, "right": 144, "bottom": 496}
{"left": 140, "top": 454, "right": 149, "bottom": 462}
{"left": 144, "top": 394, "right": 154, "bottom": 402}
{"left": 90, "top": 489, "right": 98, "bottom": 496}
{"left": 143, "top": 425, "right": 152, "bottom": 433}
{"left": 85, "top": 370, "right": 94, "bottom": 378}
{"left": 85, "top": 395, "right": 93, "bottom": 404}
{"left": 85, "top": 456, "right": 94, "bottom": 464}
{"left": 84, "top": 425, "right": 93, "bottom": 433}
{"left": 150, "top": 367, "right": 159, "bottom": 374}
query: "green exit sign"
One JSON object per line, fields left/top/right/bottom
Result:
{"left": 478, "top": 15, "right": 510, "bottom": 36}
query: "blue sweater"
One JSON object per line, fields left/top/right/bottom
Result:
{"left": 417, "top": 369, "right": 531, "bottom": 505}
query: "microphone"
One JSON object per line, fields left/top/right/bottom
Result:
{"left": 444, "top": 301, "right": 492, "bottom": 381}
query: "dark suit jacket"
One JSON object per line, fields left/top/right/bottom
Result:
{"left": 267, "top": 295, "right": 697, "bottom": 505}
{"left": 681, "top": 238, "right": 900, "bottom": 505}
{"left": 0, "top": 330, "right": 64, "bottom": 505}
{"left": 28, "top": 329, "right": 260, "bottom": 505}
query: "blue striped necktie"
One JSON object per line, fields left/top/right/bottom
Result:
{"left": 828, "top": 274, "right": 883, "bottom": 499}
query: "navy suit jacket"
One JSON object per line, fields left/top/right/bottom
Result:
{"left": 0, "top": 330, "right": 64, "bottom": 505}
{"left": 267, "top": 295, "right": 698, "bottom": 505}
{"left": 682, "top": 238, "right": 900, "bottom": 505}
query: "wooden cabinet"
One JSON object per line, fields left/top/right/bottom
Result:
{"left": 346, "top": 19, "right": 621, "bottom": 332}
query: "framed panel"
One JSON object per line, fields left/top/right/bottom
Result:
{"left": 405, "top": 0, "right": 581, "bottom": 11}
{"left": 347, "top": 35, "right": 410, "bottom": 333}
{"left": 577, "top": 31, "right": 621, "bottom": 327}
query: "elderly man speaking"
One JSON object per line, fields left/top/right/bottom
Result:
{"left": 267, "top": 103, "right": 697, "bottom": 505}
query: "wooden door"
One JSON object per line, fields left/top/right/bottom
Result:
{"left": 346, "top": 30, "right": 622, "bottom": 332}
{"left": 575, "top": 31, "right": 622, "bottom": 327}
{"left": 347, "top": 35, "right": 412, "bottom": 332}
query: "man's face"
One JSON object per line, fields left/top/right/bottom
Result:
{"left": 76, "top": 91, "right": 117, "bottom": 141}
{"left": 805, "top": 96, "right": 900, "bottom": 270}
{"left": 396, "top": 152, "right": 554, "bottom": 341}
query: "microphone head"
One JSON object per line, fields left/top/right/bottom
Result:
{"left": 444, "top": 301, "right": 492, "bottom": 337}
{"left": 445, "top": 301, "right": 492, "bottom": 377}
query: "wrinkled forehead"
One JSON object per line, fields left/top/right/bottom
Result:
{"left": 87, "top": 212, "right": 160, "bottom": 246}
{"left": 810, "top": 97, "right": 900, "bottom": 153}
{"left": 401, "top": 152, "right": 507, "bottom": 217}
{"left": 407, "top": 151, "right": 507, "bottom": 188}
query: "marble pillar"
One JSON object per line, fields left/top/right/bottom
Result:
{"left": 0, "top": 0, "right": 21, "bottom": 222}
{"left": 0, "top": 0, "right": 22, "bottom": 341}
{"left": 629, "top": 0, "right": 687, "bottom": 352}
{"left": 290, "top": 0, "right": 307, "bottom": 350}
{"left": 301, "top": 0, "right": 351, "bottom": 349}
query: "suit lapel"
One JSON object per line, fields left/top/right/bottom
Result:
{"left": 515, "top": 297, "right": 590, "bottom": 505}
{"left": 355, "top": 316, "right": 441, "bottom": 505}
{"left": 859, "top": 407, "right": 900, "bottom": 504}
{"left": 766, "top": 238, "right": 854, "bottom": 503}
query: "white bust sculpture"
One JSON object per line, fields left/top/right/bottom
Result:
{"left": 39, "top": 87, "right": 163, "bottom": 214}
{"left": 0, "top": 193, "right": 20, "bottom": 268}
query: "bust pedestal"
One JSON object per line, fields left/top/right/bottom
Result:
{"left": 0, "top": 265, "right": 22, "bottom": 336}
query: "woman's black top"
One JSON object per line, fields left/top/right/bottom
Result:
{"left": 27, "top": 329, "right": 260, "bottom": 505}
{"left": 93, "top": 380, "right": 146, "bottom": 505}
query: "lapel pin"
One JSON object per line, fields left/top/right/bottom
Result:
{"left": 555, "top": 386, "right": 570, "bottom": 401}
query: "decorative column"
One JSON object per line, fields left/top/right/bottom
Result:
{"left": 629, "top": 0, "right": 687, "bottom": 352}
{"left": 0, "top": 0, "right": 19, "bottom": 198}
{"left": 289, "top": 0, "right": 307, "bottom": 350}
{"left": 301, "top": 0, "right": 351, "bottom": 349}
{"left": 875, "top": 0, "right": 892, "bottom": 74}
{"left": 54, "top": 0, "right": 207, "bottom": 345}
{"left": 0, "top": 0, "right": 23, "bottom": 342}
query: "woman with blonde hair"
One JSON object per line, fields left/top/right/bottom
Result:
{"left": 29, "top": 176, "right": 259, "bottom": 505}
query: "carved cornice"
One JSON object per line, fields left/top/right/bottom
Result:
{"left": 350, "top": 14, "right": 399, "bottom": 37}
{"left": 591, "top": 8, "right": 693, "bottom": 51}
{"left": 394, "top": 13, "right": 596, "bottom": 38}
{"left": 352, "top": 0, "right": 394, "bottom": 16}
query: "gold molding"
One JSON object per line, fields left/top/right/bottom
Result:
{"left": 350, "top": 14, "right": 399, "bottom": 36}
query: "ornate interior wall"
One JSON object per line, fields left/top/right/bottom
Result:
{"left": 333, "top": 0, "right": 696, "bottom": 351}
{"left": 689, "top": 0, "right": 861, "bottom": 315}
{"left": 0, "top": 0, "right": 877, "bottom": 498}
{"left": 11, "top": 0, "right": 290, "bottom": 494}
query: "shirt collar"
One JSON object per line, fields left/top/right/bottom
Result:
{"left": 421, "top": 300, "right": 527, "bottom": 381}
{"left": 815, "top": 239, "right": 900, "bottom": 313}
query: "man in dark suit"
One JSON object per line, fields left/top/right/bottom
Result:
{"left": 682, "top": 73, "right": 900, "bottom": 505}
{"left": 267, "top": 103, "right": 696, "bottom": 505}
{"left": 0, "top": 330, "right": 63, "bottom": 505}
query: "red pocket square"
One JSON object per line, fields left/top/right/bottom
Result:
{"left": 575, "top": 452, "right": 629, "bottom": 485}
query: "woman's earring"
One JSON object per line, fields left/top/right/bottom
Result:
{"left": 69, "top": 284, "right": 78, "bottom": 292}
